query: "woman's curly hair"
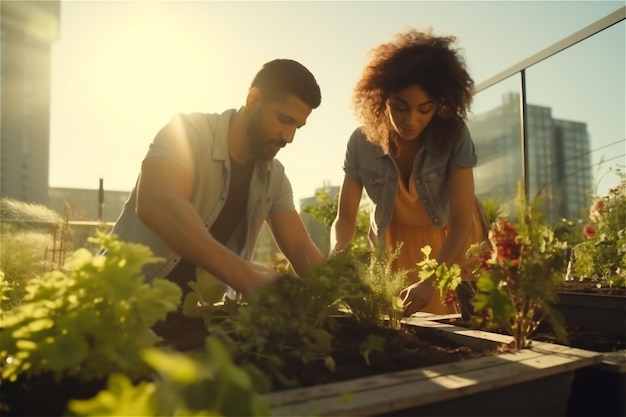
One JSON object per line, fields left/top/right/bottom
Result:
{"left": 353, "top": 28, "right": 474, "bottom": 152}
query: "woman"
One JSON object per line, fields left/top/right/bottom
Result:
{"left": 330, "top": 28, "right": 488, "bottom": 317}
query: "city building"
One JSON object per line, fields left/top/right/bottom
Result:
{"left": 1, "top": 1, "right": 61, "bottom": 205}
{"left": 299, "top": 182, "right": 340, "bottom": 255}
{"left": 48, "top": 185, "right": 129, "bottom": 223}
{"left": 468, "top": 92, "right": 593, "bottom": 223}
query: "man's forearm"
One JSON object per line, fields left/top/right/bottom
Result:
{"left": 138, "top": 199, "right": 259, "bottom": 292}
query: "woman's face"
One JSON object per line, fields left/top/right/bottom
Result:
{"left": 385, "top": 85, "right": 437, "bottom": 141}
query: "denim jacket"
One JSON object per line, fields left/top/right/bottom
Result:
{"left": 342, "top": 124, "right": 477, "bottom": 246}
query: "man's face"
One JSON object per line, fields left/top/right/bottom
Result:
{"left": 246, "top": 94, "right": 312, "bottom": 161}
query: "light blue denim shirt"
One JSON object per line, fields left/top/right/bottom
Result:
{"left": 109, "top": 109, "right": 295, "bottom": 282}
{"left": 343, "top": 123, "right": 477, "bottom": 246}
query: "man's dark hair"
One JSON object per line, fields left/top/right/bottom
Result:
{"left": 250, "top": 59, "right": 321, "bottom": 109}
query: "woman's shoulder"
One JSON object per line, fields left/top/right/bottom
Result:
{"left": 349, "top": 126, "right": 367, "bottom": 141}
{"left": 349, "top": 126, "right": 381, "bottom": 146}
{"left": 347, "top": 127, "right": 383, "bottom": 153}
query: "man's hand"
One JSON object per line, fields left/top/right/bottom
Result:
{"left": 399, "top": 278, "right": 435, "bottom": 316}
{"left": 242, "top": 263, "right": 282, "bottom": 293}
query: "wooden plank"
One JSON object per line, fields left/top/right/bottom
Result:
{"left": 404, "top": 319, "right": 517, "bottom": 350}
{"left": 266, "top": 345, "right": 599, "bottom": 406}
{"left": 597, "top": 350, "right": 626, "bottom": 373}
{"left": 407, "top": 312, "right": 462, "bottom": 321}
{"left": 265, "top": 323, "right": 604, "bottom": 416}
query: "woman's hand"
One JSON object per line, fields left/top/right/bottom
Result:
{"left": 399, "top": 278, "right": 435, "bottom": 316}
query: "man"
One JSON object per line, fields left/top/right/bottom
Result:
{"left": 109, "top": 59, "right": 325, "bottom": 350}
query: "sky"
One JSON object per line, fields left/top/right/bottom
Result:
{"left": 49, "top": 0, "right": 625, "bottom": 206}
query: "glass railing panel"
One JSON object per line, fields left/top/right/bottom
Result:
{"left": 467, "top": 74, "right": 524, "bottom": 213}
{"left": 526, "top": 21, "right": 625, "bottom": 225}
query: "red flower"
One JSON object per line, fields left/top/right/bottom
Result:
{"left": 443, "top": 290, "right": 458, "bottom": 305}
{"left": 490, "top": 219, "right": 522, "bottom": 265}
{"left": 583, "top": 224, "right": 596, "bottom": 239}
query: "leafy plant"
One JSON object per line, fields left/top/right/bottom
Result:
{"left": 302, "top": 189, "right": 372, "bottom": 262}
{"left": 68, "top": 336, "right": 270, "bottom": 417}
{"left": 359, "top": 334, "right": 385, "bottom": 367}
{"left": 481, "top": 197, "right": 505, "bottom": 225}
{"left": 303, "top": 190, "right": 407, "bottom": 326}
{"left": 0, "top": 232, "right": 181, "bottom": 383}
{"left": 468, "top": 185, "right": 569, "bottom": 349}
{"left": 1, "top": 233, "right": 277, "bottom": 416}
{"left": 570, "top": 171, "right": 626, "bottom": 287}
{"left": 181, "top": 248, "right": 414, "bottom": 391}
{"left": 416, "top": 245, "right": 463, "bottom": 307}
{"left": 301, "top": 189, "right": 339, "bottom": 231}
{"left": 193, "top": 257, "right": 384, "bottom": 390}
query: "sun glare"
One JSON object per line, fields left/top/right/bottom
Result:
{"left": 93, "top": 20, "right": 204, "bottom": 119}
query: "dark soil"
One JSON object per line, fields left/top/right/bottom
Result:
{"left": 0, "top": 373, "right": 108, "bottom": 417}
{"left": 557, "top": 279, "right": 626, "bottom": 296}
{"left": 273, "top": 318, "right": 494, "bottom": 391}
{"left": 535, "top": 323, "right": 625, "bottom": 352}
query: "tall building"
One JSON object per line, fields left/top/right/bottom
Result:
{"left": 468, "top": 92, "right": 593, "bottom": 223}
{"left": 1, "top": 1, "right": 61, "bottom": 205}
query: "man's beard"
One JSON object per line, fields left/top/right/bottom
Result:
{"left": 246, "top": 109, "right": 287, "bottom": 161}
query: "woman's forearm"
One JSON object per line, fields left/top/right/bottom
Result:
{"left": 330, "top": 217, "right": 356, "bottom": 254}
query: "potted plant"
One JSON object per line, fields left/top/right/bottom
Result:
{"left": 558, "top": 173, "right": 626, "bottom": 416}
{"left": 561, "top": 173, "right": 626, "bottom": 335}
{"left": 569, "top": 172, "right": 626, "bottom": 288}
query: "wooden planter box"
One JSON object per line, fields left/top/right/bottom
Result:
{"left": 556, "top": 292, "right": 626, "bottom": 337}
{"left": 412, "top": 312, "right": 626, "bottom": 417}
{"left": 566, "top": 349, "right": 626, "bottom": 416}
{"left": 263, "top": 320, "right": 603, "bottom": 416}
{"left": 555, "top": 291, "right": 626, "bottom": 415}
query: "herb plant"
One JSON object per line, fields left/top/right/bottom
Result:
{"left": 354, "top": 245, "right": 408, "bottom": 329}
